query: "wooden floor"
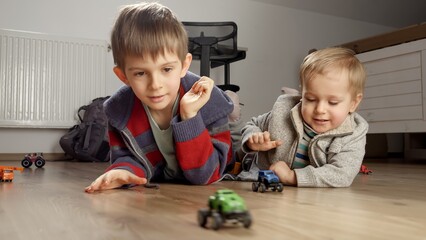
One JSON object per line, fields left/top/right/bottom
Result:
{"left": 1, "top": 159, "right": 426, "bottom": 240}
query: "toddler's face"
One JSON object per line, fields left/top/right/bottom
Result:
{"left": 115, "top": 51, "right": 190, "bottom": 116}
{"left": 301, "top": 67, "right": 361, "bottom": 133}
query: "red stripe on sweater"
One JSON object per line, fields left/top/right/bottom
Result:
{"left": 108, "top": 130, "right": 125, "bottom": 147}
{"left": 127, "top": 98, "right": 150, "bottom": 136}
{"left": 146, "top": 150, "right": 163, "bottom": 167}
{"left": 177, "top": 129, "right": 213, "bottom": 170}
{"left": 106, "top": 162, "right": 146, "bottom": 178}
{"left": 213, "top": 131, "right": 233, "bottom": 164}
{"left": 207, "top": 166, "right": 220, "bottom": 184}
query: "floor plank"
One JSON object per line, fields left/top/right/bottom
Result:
{"left": 1, "top": 160, "right": 426, "bottom": 240}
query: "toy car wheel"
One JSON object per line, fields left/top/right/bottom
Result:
{"left": 21, "top": 158, "right": 32, "bottom": 168}
{"left": 198, "top": 209, "right": 209, "bottom": 228}
{"left": 243, "top": 212, "right": 252, "bottom": 228}
{"left": 35, "top": 158, "right": 45, "bottom": 168}
{"left": 251, "top": 182, "right": 259, "bottom": 192}
{"left": 259, "top": 183, "right": 266, "bottom": 193}
{"left": 276, "top": 183, "right": 284, "bottom": 192}
{"left": 211, "top": 212, "right": 223, "bottom": 230}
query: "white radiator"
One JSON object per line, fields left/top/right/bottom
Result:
{"left": 0, "top": 29, "right": 108, "bottom": 128}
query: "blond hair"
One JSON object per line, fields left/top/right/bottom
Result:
{"left": 110, "top": 2, "right": 188, "bottom": 69}
{"left": 300, "top": 47, "right": 366, "bottom": 97}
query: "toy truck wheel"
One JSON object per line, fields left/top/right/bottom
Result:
{"left": 211, "top": 212, "right": 223, "bottom": 230}
{"left": 35, "top": 158, "right": 45, "bottom": 168}
{"left": 259, "top": 183, "right": 266, "bottom": 193}
{"left": 198, "top": 209, "right": 209, "bottom": 227}
{"left": 252, "top": 182, "right": 259, "bottom": 192}
{"left": 243, "top": 212, "right": 252, "bottom": 228}
{"left": 21, "top": 158, "right": 32, "bottom": 168}
{"left": 276, "top": 183, "right": 284, "bottom": 192}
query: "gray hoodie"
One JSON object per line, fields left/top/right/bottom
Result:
{"left": 241, "top": 94, "right": 369, "bottom": 187}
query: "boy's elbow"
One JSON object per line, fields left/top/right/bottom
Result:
{"left": 328, "top": 176, "right": 355, "bottom": 188}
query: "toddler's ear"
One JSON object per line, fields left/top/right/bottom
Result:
{"left": 113, "top": 67, "right": 129, "bottom": 85}
{"left": 350, "top": 93, "right": 363, "bottom": 113}
{"left": 281, "top": 87, "right": 300, "bottom": 95}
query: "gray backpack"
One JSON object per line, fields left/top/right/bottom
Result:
{"left": 60, "top": 96, "right": 110, "bottom": 162}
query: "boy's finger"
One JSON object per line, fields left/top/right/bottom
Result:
{"left": 85, "top": 180, "right": 101, "bottom": 193}
{"left": 274, "top": 140, "right": 283, "bottom": 147}
{"left": 131, "top": 176, "right": 147, "bottom": 185}
{"left": 84, "top": 186, "right": 94, "bottom": 193}
{"left": 257, "top": 132, "right": 265, "bottom": 143}
{"left": 263, "top": 131, "right": 271, "bottom": 141}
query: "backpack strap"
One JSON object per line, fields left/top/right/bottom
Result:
{"left": 82, "top": 123, "right": 93, "bottom": 151}
{"left": 77, "top": 105, "right": 89, "bottom": 122}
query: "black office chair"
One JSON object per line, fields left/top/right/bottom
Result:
{"left": 182, "top": 21, "right": 246, "bottom": 92}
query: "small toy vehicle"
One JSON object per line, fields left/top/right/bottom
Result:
{"left": 198, "top": 189, "right": 252, "bottom": 230}
{"left": 252, "top": 170, "right": 283, "bottom": 193}
{"left": 21, "top": 152, "right": 46, "bottom": 168}
{"left": 359, "top": 165, "right": 373, "bottom": 174}
{"left": 0, "top": 166, "right": 24, "bottom": 182}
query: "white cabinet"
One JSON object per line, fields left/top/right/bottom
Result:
{"left": 356, "top": 38, "right": 426, "bottom": 133}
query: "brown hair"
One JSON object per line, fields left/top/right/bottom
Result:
{"left": 300, "top": 47, "right": 366, "bottom": 97}
{"left": 110, "top": 2, "right": 188, "bottom": 69}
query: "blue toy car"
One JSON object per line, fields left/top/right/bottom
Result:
{"left": 252, "top": 170, "right": 283, "bottom": 193}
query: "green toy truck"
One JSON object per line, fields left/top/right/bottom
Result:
{"left": 198, "top": 189, "right": 252, "bottom": 230}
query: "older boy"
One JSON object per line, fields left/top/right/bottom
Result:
{"left": 242, "top": 47, "right": 368, "bottom": 187}
{"left": 85, "top": 2, "right": 234, "bottom": 192}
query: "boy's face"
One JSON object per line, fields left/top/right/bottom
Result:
{"left": 301, "top": 67, "right": 362, "bottom": 133}
{"left": 114, "top": 51, "right": 191, "bottom": 115}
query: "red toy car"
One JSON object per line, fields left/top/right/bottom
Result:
{"left": 21, "top": 153, "right": 46, "bottom": 168}
{"left": 359, "top": 165, "right": 372, "bottom": 174}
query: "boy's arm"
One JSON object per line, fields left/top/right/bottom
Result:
{"left": 105, "top": 127, "right": 148, "bottom": 179}
{"left": 85, "top": 169, "right": 147, "bottom": 193}
{"left": 295, "top": 126, "right": 368, "bottom": 188}
{"left": 241, "top": 111, "right": 272, "bottom": 153}
{"left": 85, "top": 127, "right": 149, "bottom": 193}
{"left": 172, "top": 112, "right": 232, "bottom": 185}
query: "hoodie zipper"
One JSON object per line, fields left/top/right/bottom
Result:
{"left": 121, "top": 130, "right": 153, "bottom": 180}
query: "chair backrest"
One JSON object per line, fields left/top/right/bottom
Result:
{"left": 182, "top": 21, "right": 238, "bottom": 59}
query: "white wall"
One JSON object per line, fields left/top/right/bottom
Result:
{"left": 0, "top": 0, "right": 393, "bottom": 154}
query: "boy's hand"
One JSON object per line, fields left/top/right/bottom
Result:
{"left": 247, "top": 131, "right": 282, "bottom": 151}
{"left": 180, "top": 77, "right": 214, "bottom": 120}
{"left": 270, "top": 161, "right": 297, "bottom": 186}
{"left": 84, "top": 169, "right": 147, "bottom": 193}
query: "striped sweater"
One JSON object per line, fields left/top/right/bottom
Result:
{"left": 104, "top": 71, "right": 234, "bottom": 185}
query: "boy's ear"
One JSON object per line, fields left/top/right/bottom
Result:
{"left": 113, "top": 66, "right": 129, "bottom": 85}
{"left": 350, "top": 93, "right": 363, "bottom": 113}
{"left": 180, "top": 53, "right": 192, "bottom": 78}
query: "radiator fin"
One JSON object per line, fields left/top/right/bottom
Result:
{"left": 0, "top": 29, "right": 108, "bottom": 128}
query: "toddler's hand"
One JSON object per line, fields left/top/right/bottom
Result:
{"left": 180, "top": 77, "right": 214, "bottom": 120}
{"left": 247, "top": 131, "right": 282, "bottom": 151}
{"left": 270, "top": 161, "right": 296, "bottom": 186}
{"left": 85, "top": 169, "right": 147, "bottom": 193}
